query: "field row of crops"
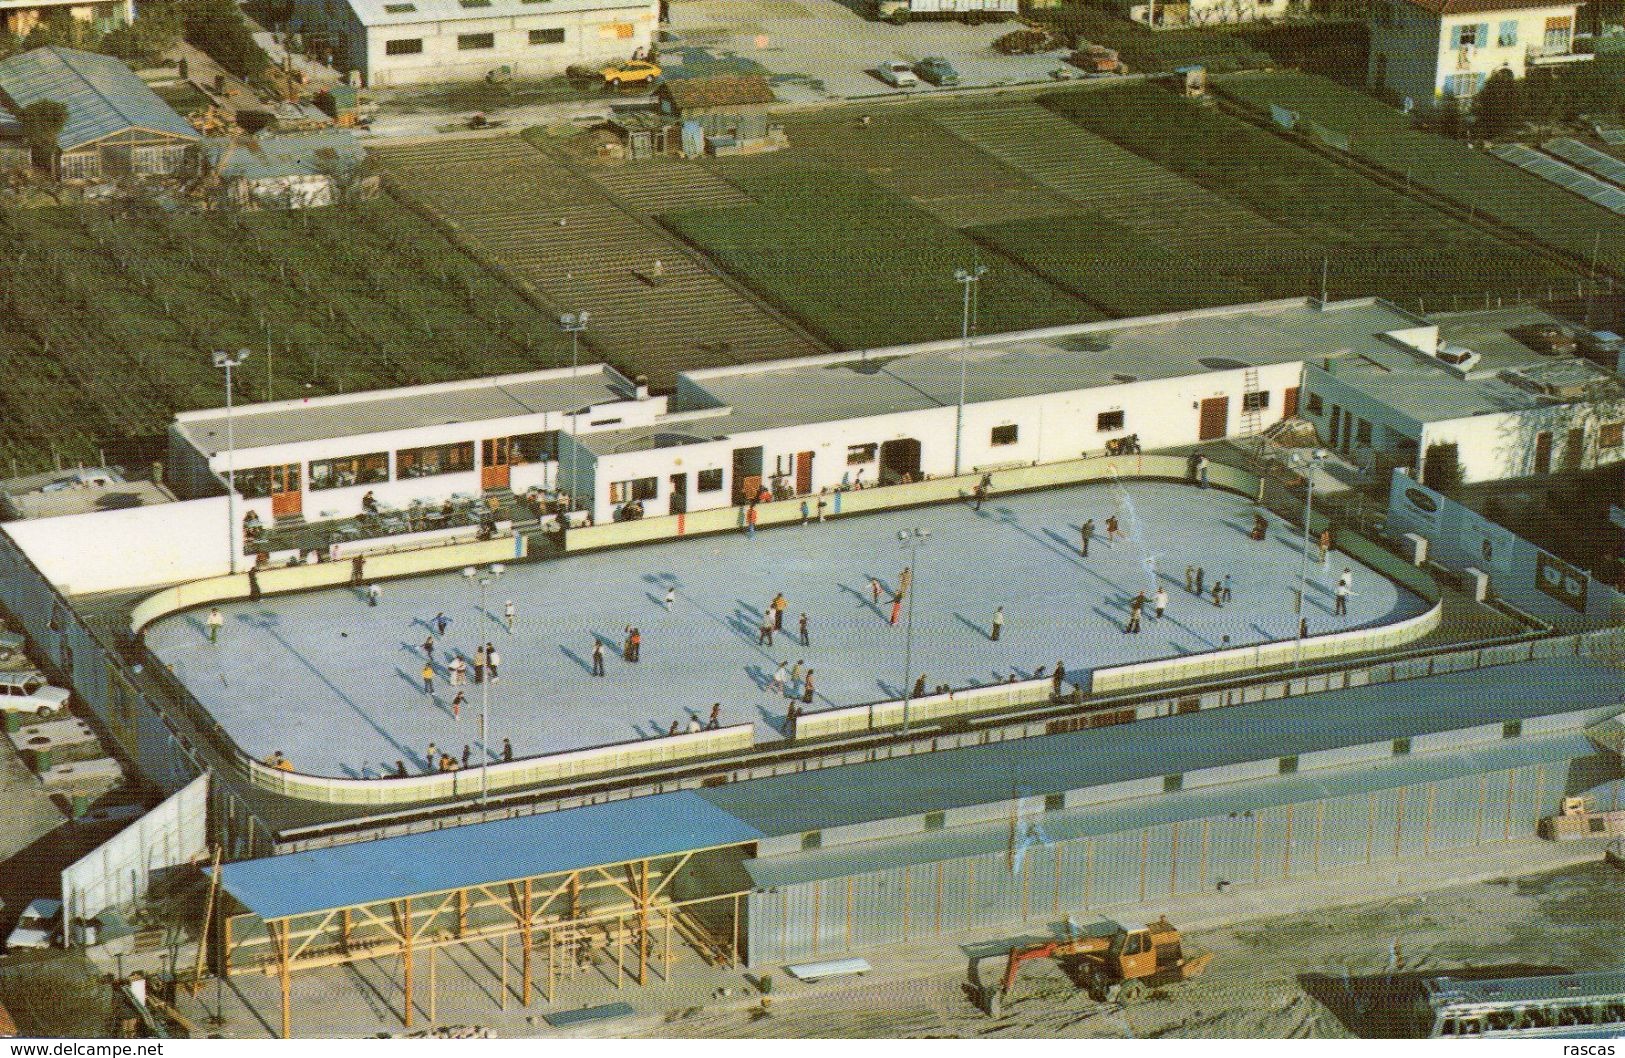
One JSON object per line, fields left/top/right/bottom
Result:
{"left": 663, "top": 159, "right": 1102, "bottom": 351}
{"left": 1038, "top": 83, "right": 1579, "bottom": 307}
{"left": 1217, "top": 71, "right": 1625, "bottom": 276}
{"left": 0, "top": 198, "right": 573, "bottom": 473}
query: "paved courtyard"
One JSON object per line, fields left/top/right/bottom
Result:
{"left": 146, "top": 481, "right": 1426, "bottom": 778}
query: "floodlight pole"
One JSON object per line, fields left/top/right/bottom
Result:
{"left": 214, "top": 349, "right": 250, "bottom": 575}
{"left": 558, "top": 312, "right": 589, "bottom": 510}
{"left": 1291, "top": 449, "right": 1327, "bottom": 648}
{"left": 464, "top": 563, "right": 504, "bottom": 803}
{"left": 953, "top": 266, "right": 986, "bottom": 479}
{"left": 897, "top": 528, "right": 930, "bottom": 735}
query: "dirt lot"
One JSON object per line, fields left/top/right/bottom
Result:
{"left": 642, "top": 855, "right": 1625, "bottom": 1039}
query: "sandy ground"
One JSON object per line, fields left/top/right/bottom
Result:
{"left": 84, "top": 838, "right": 1616, "bottom": 1039}
{"left": 639, "top": 852, "right": 1625, "bottom": 1039}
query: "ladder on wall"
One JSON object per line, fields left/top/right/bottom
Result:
{"left": 1239, "top": 367, "right": 1264, "bottom": 438}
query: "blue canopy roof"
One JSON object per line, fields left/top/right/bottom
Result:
{"left": 216, "top": 791, "right": 762, "bottom": 920}
{"left": 0, "top": 47, "right": 198, "bottom": 151}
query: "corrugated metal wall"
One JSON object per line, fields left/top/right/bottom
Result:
{"left": 749, "top": 762, "right": 1618, "bottom": 965}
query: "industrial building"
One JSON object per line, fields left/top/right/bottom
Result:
{"left": 292, "top": 0, "right": 658, "bottom": 87}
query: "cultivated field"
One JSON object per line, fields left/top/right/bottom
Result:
{"left": 663, "top": 156, "right": 1100, "bottom": 349}
{"left": 935, "top": 98, "right": 1317, "bottom": 310}
{"left": 1218, "top": 71, "right": 1625, "bottom": 276}
{"left": 374, "top": 136, "right": 829, "bottom": 387}
{"left": 0, "top": 199, "right": 571, "bottom": 473}
{"left": 1040, "top": 83, "right": 1580, "bottom": 307}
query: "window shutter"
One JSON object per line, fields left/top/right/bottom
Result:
{"left": 1479, "top": 22, "right": 1489, "bottom": 44}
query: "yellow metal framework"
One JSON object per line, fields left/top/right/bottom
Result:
{"left": 217, "top": 841, "right": 755, "bottom": 1038}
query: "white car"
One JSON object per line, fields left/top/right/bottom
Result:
{"left": 875, "top": 60, "right": 919, "bottom": 87}
{"left": 7, "top": 899, "right": 62, "bottom": 950}
{"left": 0, "top": 670, "right": 70, "bottom": 719}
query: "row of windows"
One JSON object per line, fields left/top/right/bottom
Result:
{"left": 1450, "top": 20, "right": 1520, "bottom": 48}
{"left": 236, "top": 434, "right": 556, "bottom": 496}
{"left": 608, "top": 468, "right": 725, "bottom": 504}
{"left": 385, "top": 27, "right": 564, "bottom": 55}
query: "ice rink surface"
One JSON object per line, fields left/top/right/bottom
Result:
{"left": 146, "top": 481, "right": 1425, "bottom": 777}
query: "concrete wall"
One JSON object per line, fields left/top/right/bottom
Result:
{"left": 1369, "top": 0, "right": 1442, "bottom": 103}
{"left": 61, "top": 773, "right": 208, "bottom": 934}
{"left": 1386, "top": 470, "right": 1625, "bottom": 630}
{"left": 1419, "top": 398, "right": 1625, "bottom": 483}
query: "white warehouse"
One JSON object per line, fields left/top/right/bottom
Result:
{"left": 294, "top": 0, "right": 656, "bottom": 87}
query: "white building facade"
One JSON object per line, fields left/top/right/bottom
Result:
{"left": 1368, "top": 0, "right": 1589, "bottom": 104}
{"left": 295, "top": 0, "right": 656, "bottom": 87}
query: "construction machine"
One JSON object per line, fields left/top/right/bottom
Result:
{"left": 975, "top": 916, "right": 1212, "bottom": 1017}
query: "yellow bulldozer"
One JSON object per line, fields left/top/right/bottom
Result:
{"left": 974, "top": 916, "right": 1212, "bottom": 1017}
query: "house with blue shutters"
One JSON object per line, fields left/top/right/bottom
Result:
{"left": 1368, "top": 0, "right": 1590, "bottom": 106}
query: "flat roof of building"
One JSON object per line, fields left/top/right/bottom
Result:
{"left": 1322, "top": 306, "right": 1625, "bottom": 424}
{"left": 579, "top": 299, "right": 1423, "bottom": 454}
{"left": 214, "top": 790, "right": 763, "bottom": 920}
{"left": 697, "top": 656, "right": 1625, "bottom": 838}
{"left": 174, "top": 367, "right": 629, "bottom": 457}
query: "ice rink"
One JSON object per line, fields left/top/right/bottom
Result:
{"left": 145, "top": 480, "right": 1427, "bottom": 777}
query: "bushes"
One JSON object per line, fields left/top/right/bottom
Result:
{"left": 18, "top": 100, "right": 67, "bottom": 161}
{"left": 181, "top": 0, "right": 270, "bottom": 80}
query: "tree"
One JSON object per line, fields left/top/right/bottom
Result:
{"left": 1422, "top": 441, "right": 1465, "bottom": 492}
{"left": 1471, "top": 67, "right": 1521, "bottom": 140}
{"left": 18, "top": 99, "right": 68, "bottom": 171}
{"left": 180, "top": 0, "right": 270, "bottom": 80}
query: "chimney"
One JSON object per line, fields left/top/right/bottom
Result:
{"left": 634, "top": 374, "right": 649, "bottom": 400}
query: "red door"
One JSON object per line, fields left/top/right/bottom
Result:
{"left": 795, "top": 451, "right": 813, "bottom": 495}
{"left": 1282, "top": 386, "right": 1299, "bottom": 420}
{"left": 481, "top": 438, "right": 513, "bottom": 491}
{"left": 1198, "top": 397, "right": 1229, "bottom": 441}
{"left": 268, "top": 464, "right": 301, "bottom": 518}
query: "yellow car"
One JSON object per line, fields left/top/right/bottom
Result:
{"left": 602, "top": 60, "right": 661, "bottom": 87}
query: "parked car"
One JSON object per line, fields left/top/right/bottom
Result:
{"left": 601, "top": 60, "right": 661, "bottom": 87}
{"left": 914, "top": 57, "right": 960, "bottom": 85}
{"left": 0, "top": 671, "right": 70, "bottom": 719}
{"left": 6, "top": 899, "right": 62, "bottom": 950}
{"left": 875, "top": 60, "right": 919, "bottom": 87}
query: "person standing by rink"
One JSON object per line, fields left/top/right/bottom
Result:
{"left": 592, "top": 639, "right": 605, "bottom": 677}
{"left": 798, "top": 612, "right": 810, "bottom": 647}
{"left": 1336, "top": 568, "right": 1352, "bottom": 617}
{"left": 991, "top": 605, "right": 1005, "bottom": 642}
{"left": 1080, "top": 519, "right": 1095, "bottom": 557}
{"left": 504, "top": 600, "right": 515, "bottom": 633}
{"left": 1154, "top": 586, "right": 1167, "bottom": 620}
{"left": 206, "top": 607, "right": 223, "bottom": 643}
